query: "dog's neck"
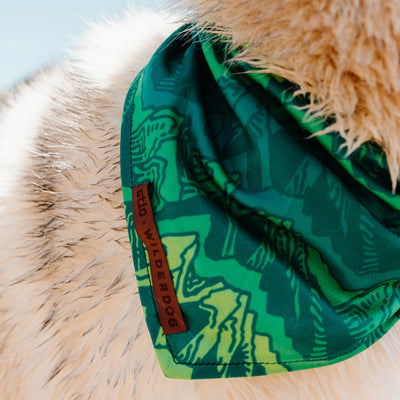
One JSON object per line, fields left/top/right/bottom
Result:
{"left": 175, "top": 0, "right": 400, "bottom": 189}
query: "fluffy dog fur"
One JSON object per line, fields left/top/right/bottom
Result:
{"left": 0, "top": 2, "right": 400, "bottom": 399}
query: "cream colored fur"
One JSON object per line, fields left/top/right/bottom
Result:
{"left": 0, "top": 3, "right": 399, "bottom": 400}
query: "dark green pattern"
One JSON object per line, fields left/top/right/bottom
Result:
{"left": 120, "top": 25, "right": 400, "bottom": 379}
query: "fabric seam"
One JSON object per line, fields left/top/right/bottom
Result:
{"left": 139, "top": 239, "right": 372, "bottom": 368}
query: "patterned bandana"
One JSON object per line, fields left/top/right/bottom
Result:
{"left": 120, "top": 25, "right": 400, "bottom": 380}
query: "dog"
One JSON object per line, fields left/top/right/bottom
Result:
{"left": 1, "top": 1, "right": 400, "bottom": 399}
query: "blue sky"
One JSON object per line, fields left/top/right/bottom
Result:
{"left": 0, "top": 0, "right": 163, "bottom": 91}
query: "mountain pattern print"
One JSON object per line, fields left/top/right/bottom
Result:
{"left": 120, "top": 26, "right": 400, "bottom": 379}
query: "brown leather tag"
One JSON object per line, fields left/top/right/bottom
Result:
{"left": 131, "top": 183, "right": 187, "bottom": 335}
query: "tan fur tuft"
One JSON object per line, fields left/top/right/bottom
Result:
{"left": 175, "top": 0, "right": 400, "bottom": 189}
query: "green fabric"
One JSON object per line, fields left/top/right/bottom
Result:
{"left": 120, "top": 25, "right": 400, "bottom": 380}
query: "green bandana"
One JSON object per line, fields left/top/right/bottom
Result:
{"left": 120, "top": 26, "right": 400, "bottom": 380}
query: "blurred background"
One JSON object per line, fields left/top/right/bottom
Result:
{"left": 0, "top": 0, "right": 163, "bottom": 93}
